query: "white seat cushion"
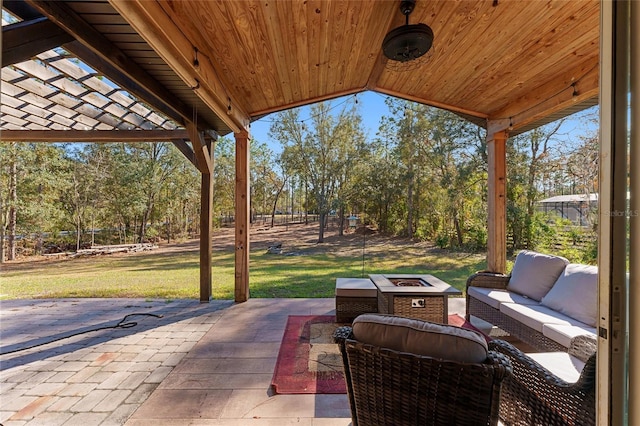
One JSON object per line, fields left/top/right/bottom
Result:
{"left": 468, "top": 287, "right": 539, "bottom": 310}
{"left": 543, "top": 323, "right": 597, "bottom": 349}
{"left": 335, "top": 278, "right": 377, "bottom": 297}
{"left": 527, "top": 351, "right": 585, "bottom": 383}
{"left": 507, "top": 250, "right": 569, "bottom": 301}
{"left": 499, "top": 303, "right": 583, "bottom": 333}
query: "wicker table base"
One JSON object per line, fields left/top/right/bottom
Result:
{"left": 335, "top": 278, "right": 378, "bottom": 323}
{"left": 370, "top": 274, "right": 462, "bottom": 323}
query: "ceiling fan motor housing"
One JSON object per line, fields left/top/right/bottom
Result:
{"left": 383, "top": 23, "right": 434, "bottom": 62}
{"left": 383, "top": 0, "right": 434, "bottom": 62}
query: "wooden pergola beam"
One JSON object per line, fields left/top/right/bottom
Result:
{"left": 171, "top": 140, "right": 197, "bottom": 169}
{"left": 0, "top": 129, "right": 189, "bottom": 142}
{"left": 23, "top": 0, "right": 217, "bottom": 134}
{"left": 62, "top": 41, "right": 191, "bottom": 130}
{"left": 2, "top": 17, "right": 74, "bottom": 67}
{"left": 108, "top": 0, "right": 250, "bottom": 133}
{"left": 186, "top": 122, "right": 213, "bottom": 175}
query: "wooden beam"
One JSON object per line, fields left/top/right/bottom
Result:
{"left": 486, "top": 119, "right": 512, "bottom": 141}
{"left": 108, "top": 0, "right": 250, "bottom": 133}
{"left": 234, "top": 130, "right": 250, "bottom": 303}
{"left": 2, "top": 17, "right": 75, "bottom": 67}
{"left": 374, "top": 87, "right": 489, "bottom": 119}
{"left": 23, "top": 0, "right": 216, "bottom": 133}
{"left": 199, "top": 143, "right": 214, "bottom": 302}
{"left": 171, "top": 140, "right": 197, "bottom": 168}
{"left": 186, "top": 122, "right": 212, "bottom": 175}
{"left": 0, "top": 129, "right": 189, "bottom": 142}
{"left": 250, "top": 88, "right": 363, "bottom": 118}
{"left": 486, "top": 129, "right": 507, "bottom": 274}
{"left": 489, "top": 59, "right": 599, "bottom": 133}
{"left": 63, "top": 41, "right": 188, "bottom": 129}
{"left": 3, "top": 1, "right": 41, "bottom": 20}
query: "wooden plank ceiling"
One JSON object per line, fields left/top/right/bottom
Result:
{"left": 109, "top": 0, "right": 600, "bottom": 136}
{"left": 2, "top": 0, "right": 600, "bottom": 138}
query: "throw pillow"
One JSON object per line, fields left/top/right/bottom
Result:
{"left": 352, "top": 314, "right": 488, "bottom": 363}
{"left": 541, "top": 264, "right": 598, "bottom": 326}
{"left": 507, "top": 250, "right": 569, "bottom": 301}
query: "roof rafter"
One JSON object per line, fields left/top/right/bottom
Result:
{"left": 2, "top": 17, "right": 74, "bottom": 67}
{"left": 0, "top": 129, "right": 189, "bottom": 142}
{"left": 109, "top": 0, "right": 250, "bottom": 133}
{"left": 488, "top": 59, "right": 599, "bottom": 135}
{"left": 22, "top": 0, "right": 217, "bottom": 136}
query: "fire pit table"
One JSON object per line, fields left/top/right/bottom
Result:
{"left": 369, "top": 274, "right": 462, "bottom": 323}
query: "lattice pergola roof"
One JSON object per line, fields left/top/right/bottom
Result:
{"left": 2, "top": 48, "right": 179, "bottom": 132}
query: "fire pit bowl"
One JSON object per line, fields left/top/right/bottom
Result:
{"left": 389, "top": 278, "right": 429, "bottom": 287}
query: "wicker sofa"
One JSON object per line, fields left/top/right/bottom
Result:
{"left": 333, "top": 314, "right": 512, "bottom": 426}
{"left": 489, "top": 335, "right": 596, "bottom": 426}
{"left": 466, "top": 250, "right": 598, "bottom": 351}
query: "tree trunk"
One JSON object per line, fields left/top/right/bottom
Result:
{"left": 406, "top": 169, "right": 414, "bottom": 238}
{"left": 8, "top": 155, "right": 17, "bottom": 261}
{"left": 76, "top": 213, "right": 81, "bottom": 251}
{"left": 270, "top": 180, "right": 286, "bottom": 228}
{"left": 453, "top": 209, "right": 464, "bottom": 246}
{"left": 304, "top": 180, "right": 308, "bottom": 224}
{"left": 91, "top": 213, "right": 95, "bottom": 246}
{"left": 318, "top": 212, "right": 325, "bottom": 242}
{"left": 338, "top": 205, "right": 345, "bottom": 236}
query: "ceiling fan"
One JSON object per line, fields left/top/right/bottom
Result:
{"left": 382, "top": 0, "right": 434, "bottom": 63}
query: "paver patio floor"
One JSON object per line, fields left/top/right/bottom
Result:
{"left": 1, "top": 297, "right": 466, "bottom": 425}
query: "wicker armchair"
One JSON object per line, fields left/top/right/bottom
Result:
{"left": 333, "top": 323, "right": 512, "bottom": 426}
{"left": 488, "top": 335, "right": 596, "bottom": 426}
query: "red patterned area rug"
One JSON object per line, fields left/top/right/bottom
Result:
{"left": 449, "top": 313, "right": 493, "bottom": 343}
{"left": 271, "top": 315, "right": 346, "bottom": 394}
{"left": 271, "top": 313, "right": 490, "bottom": 395}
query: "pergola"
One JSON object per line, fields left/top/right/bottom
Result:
{"left": 5, "top": 1, "right": 638, "bottom": 423}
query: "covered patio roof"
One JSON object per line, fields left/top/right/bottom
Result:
{"left": 1, "top": 0, "right": 600, "bottom": 301}
{"left": 3, "top": 0, "right": 599, "bottom": 136}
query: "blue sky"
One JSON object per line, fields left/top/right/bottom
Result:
{"left": 246, "top": 91, "right": 599, "bottom": 155}
{"left": 247, "top": 91, "right": 394, "bottom": 153}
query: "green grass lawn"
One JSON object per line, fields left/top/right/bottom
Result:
{"left": 0, "top": 243, "right": 487, "bottom": 300}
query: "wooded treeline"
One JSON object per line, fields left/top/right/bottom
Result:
{"left": 0, "top": 98, "right": 599, "bottom": 263}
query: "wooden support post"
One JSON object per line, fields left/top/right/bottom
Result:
{"left": 487, "top": 130, "right": 507, "bottom": 273}
{"left": 199, "top": 141, "right": 214, "bottom": 302}
{"left": 234, "top": 130, "right": 250, "bottom": 302}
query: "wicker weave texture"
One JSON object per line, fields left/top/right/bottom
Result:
{"left": 466, "top": 272, "right": 567, "bottom": 352}
{"left": 334, "top": 327, "right": 511, "bottom": 426}
{"left": 378, "top": 292, "right": 445, "bottom": 322}
{"left": 335, "top": 296, "right": 378, "bottom": 323}
{"left": 489, "top": 339, "right": 596, "bottom": 426}
{"left": 467, "top": 297, "right": 567, "bottom": 352}
{"left": 466, "top": 272, "right": 511, "bottom": 290}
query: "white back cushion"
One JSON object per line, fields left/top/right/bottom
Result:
{"left": 507, "top": 250, "right": 569, "bottom": 301}
{"left": 541, "top": 264, "right": 598, "bottom": 326}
